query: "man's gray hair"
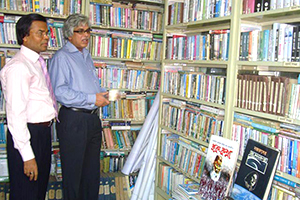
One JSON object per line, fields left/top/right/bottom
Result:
{"left": 63, "top": 13, "right": 91, "bottom": 40}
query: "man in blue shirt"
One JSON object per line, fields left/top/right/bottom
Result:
{"left": 49, "top": 14, "right": 109, "bottom": 200}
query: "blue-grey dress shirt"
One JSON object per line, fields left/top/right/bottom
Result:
{"left": 49, "top": 41, "right": 106, "bottom": 110}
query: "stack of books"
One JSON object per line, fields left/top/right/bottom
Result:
{"left": 172, "top": 183, "right": 201, "bottom": 200}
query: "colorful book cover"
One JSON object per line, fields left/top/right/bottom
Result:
{"left": 178, "top": 183, "right": 199, "bottom": 195}
{"left": 198, "top": 135, "right": 239, "bottom": 200}
{"left": 230, "top": 139, "right": 280, "bottom": 200}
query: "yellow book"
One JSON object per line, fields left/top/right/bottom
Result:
{"left": 150, "top": 42, "right": 155, "bottom": 60}
{"left": 277, "top": 189, "right": 283, "bottom": 200}
{"left": 121, "top": 38, "right": 125, "bottom": 58}
{"left": 126, "top": 39, "right": 131, "bottom": 59}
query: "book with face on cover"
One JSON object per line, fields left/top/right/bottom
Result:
{"left": 197, "top": 135, "right": 239, "bottom": 200}
{"left": 229, "top": 139, "right": 280, "bottom": 200}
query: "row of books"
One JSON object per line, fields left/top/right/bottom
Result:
{"left": 47, "top": 20, "right": 65, "bottom": 48}
{"left": 96, "top": 63, "right": 160, "bottom": 91}
{"left": 0, "top": 13, "right": 19, "bottom": 45}
{"left": 101, "top": 93, "right": 155, "bottom": 120}
{"left": 240, "top": 23, "right": 300, "bottom": 62}
{"left": 101, "top": 121, "right": 139, "bottom": 150}
{"left": 100, "top": 153, "right": 127, "bottom": 173}
{"left": 166, "top": 30, "right": 230, "bottom": 61}
{"left": 271, "top": 176, "right": 300, "bottom": 199}
{"left": 242, "top": 0, "right": 300, "bottom": 14}
{"left": 167, "top": 0, "right": 231, "bottom": 25}
{"left": 45, "top": 173, "right": 136, "bottom": 200}
{"left": 236, "top": 74, "right": 300, "bottom": 119}
{"left": 98, "top": 172, "right": 136, "bottom": 200}
{"left": 159, "top": 134, "right": 286, "bottom": 200}
{"left": 158, "top": 162, "right": 196, "bottom": 196}
{"left": 161, "top": 134, "right": 207, "bottom": 180}
{"left": 172, "top": 183, "right": 200, "bottom": 200}
{"left": 161, "top": 99, "right": 224, "bottom": 142}
{"left": 232, "top": 113, "right": 300, "bottom": 178}
{"left": 89, "top": 2, "right": 163, "bottom": 32}
{"left": 0, "top": 16, "right": 65, "bottom": 48}
{"left": 0, "top": 0, "right": 81, "bottom": 15}
{"left": 163, "top": 70, "right": 226, "bottom": 105}
{"left": 89, "top": 31, "right": 163, "bottom": 61}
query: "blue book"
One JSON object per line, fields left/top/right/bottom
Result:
{"left": 215, "top": 0, "right": 221, "bottom": 17}
{"left": 196, "top": 35, "right": 200, "bottom": 60}
{"left": 95, "top": 3, "right": 101, "bottom": 25}
{"left": 202, "top": 35, "right": 206, "bottom": 60}
{"left": 251, "top": 122, "right": 277, "bottom": 133}
{"left": 226, "top": 32, "right": 230, "bottom": 60}
{"left": 292, "top": 139, "right": 298, "bottom": 176}
{"left": 263, "top": 30, "right": 270, "bottom": 61}
{"left": 274, "top": 175, "right": 297, "bottom": 188}
{"left": 288, "top": 139, "right": 293, "bottom": 175}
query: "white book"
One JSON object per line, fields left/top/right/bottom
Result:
{"left": 205, "top": 0, "right": 211, "bottom": 19}
{"left": 251, "top": 30, "right": 259, "bottom": 61}
{"left": 192, "top": 0, "right": 197, "bottom": 21}
{"left": 277, "top": 23, "right": 287, "bottom": 62}
{"left": 283, "top": 25, "right": 289, "bottom": 61}
{"left": 286, "top": 25, "right": 294, "bottom": 62}
{"left": 267, "top": 30, "right": 273, "bottom": 61}
{"left": 219, "top": 0, "right": 225, "bottom": 17}
{"left": 7, "top": 23, "right": 13, "bottom": 44}
{"left": 12, "top": 23, "right": 17, "bottom": 44}
{"left": 197, "top": 0, "right": 204, "bottom": 20}
{"left": 178, "top": 37, "right": 183, "bottom": 60}
{"left": 284, "top": 0, "right": 291, "bottom": 7}
{"left": 271, "top": 23, "right": 279, "bottom": 61}
{"left": 293, "top": 0, "right": 300, "bottom": 6}
{"left": 271, "top": 0, "right": 277, "bottom": 9}
{"left": 183, "top": 0, "right": 190, "bottom": 23}
{"left": 277, "top": 0, "right": 284, "bottom": 8}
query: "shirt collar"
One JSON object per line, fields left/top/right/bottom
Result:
{"left": 65, "top": 41, "right": 89, "bottom": 59}
{"left": 20, "top": 45, "right": 41, "bottom": 63}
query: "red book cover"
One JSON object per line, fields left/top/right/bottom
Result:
{"left": 198, "top": 135, "right": 239, "bottom": 200}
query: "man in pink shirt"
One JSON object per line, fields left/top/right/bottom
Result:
{"left": 0, "top": 14, "right": 55, "bottom": 200}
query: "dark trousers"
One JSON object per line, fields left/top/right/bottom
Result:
{"left": 57, "top": 107, "right": 102, "bottom": 200}
{"left": 7, "top": 123, "right": 51, "bottom": 200}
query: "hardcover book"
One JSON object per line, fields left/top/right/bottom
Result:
{"left": 198, "top": 135, "right": 239, "bottom": 200}
{"left": 230, "top": 139, "right": 280, "bottom": 200}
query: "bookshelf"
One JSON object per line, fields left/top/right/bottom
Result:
{"left": 155, "top": 0, "right": 300, "bottom": 199}
{"left": 83, "top": 2, "right": 164, "bottom": 188}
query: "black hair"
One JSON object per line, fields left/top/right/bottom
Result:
{"left": 16, "top": 13, "right": 47, "bottom": 45}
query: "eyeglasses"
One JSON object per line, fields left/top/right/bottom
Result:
{"left": 73, "top": 28, "right": 92, "bottom": 35}
{"left": 34, "top": 30, "right": 50, "bottom": 38}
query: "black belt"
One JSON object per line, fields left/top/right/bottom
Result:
{"left": 30, "top": 120, "right": 54, "bottom": 127}
{"left": 62, "top": 106, "right": 99, "bottom": 115}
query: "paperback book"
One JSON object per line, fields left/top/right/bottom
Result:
{"left": 230, "top": 139, "right": 280, "bottom": 200}
{"left": 198, "top": 135, "right": 239, "bottom": 200}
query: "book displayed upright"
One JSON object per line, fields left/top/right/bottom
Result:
{"left": 230, "top": 139, "right": 281, "bottom": 200}
{"left": 198, "top": 135, "right": 239, "bottom": 200}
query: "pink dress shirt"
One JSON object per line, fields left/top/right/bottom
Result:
{"left": 0, "top": 45, "right": 56, "bottom": 162}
